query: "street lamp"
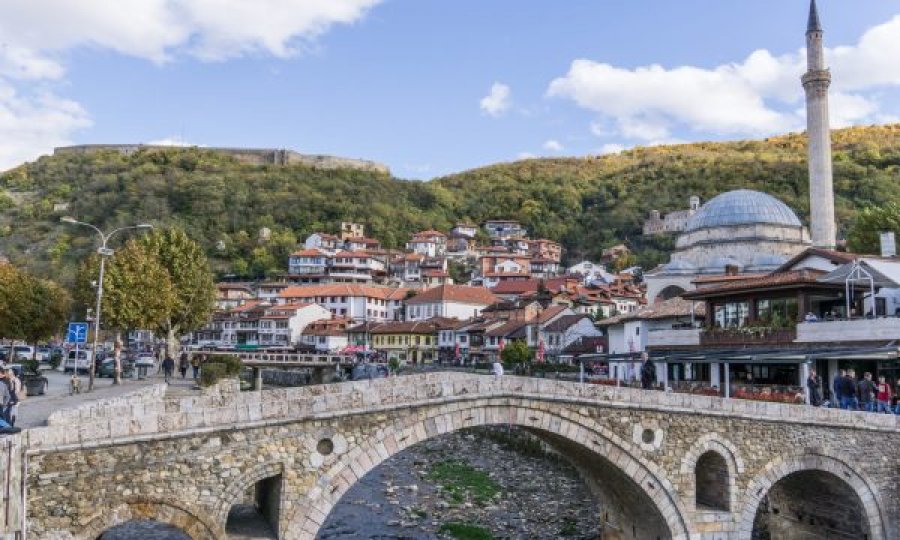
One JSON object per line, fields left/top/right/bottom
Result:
{"left": 61, "top": 217, "right": 153, "bottom": 391}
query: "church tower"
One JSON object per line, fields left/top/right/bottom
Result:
{"left": 802, "top": 0, "right": 836, "bottom": 249}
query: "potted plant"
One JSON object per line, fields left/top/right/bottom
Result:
{"left": 20, "top": 359, "right": 49, "bottom": 396}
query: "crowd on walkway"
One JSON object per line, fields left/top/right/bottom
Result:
{"left": 806, "top": 368, "right": 899, "bottom": 413}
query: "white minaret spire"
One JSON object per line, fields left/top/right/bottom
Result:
{"left": 803, "top": 0, "right": 836, "bottom": 249}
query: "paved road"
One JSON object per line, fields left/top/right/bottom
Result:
{"left": 16, "top": 369, "right": 199, "bottom": 429}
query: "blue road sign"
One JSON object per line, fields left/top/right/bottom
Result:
{"left": 66, "top": 322, "right": 89, "bottom": 344}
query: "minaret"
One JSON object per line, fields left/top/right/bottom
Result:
{"left": 802, "top": 0, "right": 836, "bottom": 249}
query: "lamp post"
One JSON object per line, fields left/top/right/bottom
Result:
{"left": 61, "top": 217, "right": 153, "bottom": 391}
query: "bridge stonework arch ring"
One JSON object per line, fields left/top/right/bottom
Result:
{"left": 288, "top": 401, "right": 694, "bottom": 540}
{"left": 737, "top": 452, "right": 890, "bottom": 540}
{"left": 77, "top": 500, "right": 220, "bottom": 540}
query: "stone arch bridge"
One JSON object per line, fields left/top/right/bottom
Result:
{"left": 4, "top": 373, "right": 900, "bottom": 539}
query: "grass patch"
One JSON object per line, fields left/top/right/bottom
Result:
{"left": 438, "top": 522, "right": 494, "bottom": 540}
{"left": 427, "top": 460, "right": 500, "bottom": 505}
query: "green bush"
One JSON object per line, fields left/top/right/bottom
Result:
{"left": 205, "top": 354, "right": 242, "bottom": 377}
{"left": 438, "top": 522, "right": 494, "bottom": 540}
{"left": 199, "top": 362, "right": 228, "bottom": 387}
{"left": 20, "top": 359, "right": 40, "bottom": 375}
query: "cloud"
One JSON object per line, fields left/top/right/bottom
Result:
{"left": 542, "top": 139, "right": 564, "bottom": 152}
{"left": 480, "top": 82, "right": 512, "bottom": 117}
{"left": 0, "top": 0, "right": 382, "bottom": 64}
{"left": 517, "top": 152, "right": 536, "bottom": 160}
{"left": 146, "top": 136, "right": 202, "bottom": 147}
{"left": 598, "top": 143, "right": 626, "bottom": 155}
{"left": 0, "top": 0, "right": 382, "bottom": 169}
{"left": 0, "top": 85, "right": 91, "bottom": 171}
{"left": 548, "top": 14, "right": 900, "bottom": 142}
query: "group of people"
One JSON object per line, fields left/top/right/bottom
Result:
{"left": 160, "top": 351, "right": 204, "bottom": 383}
{"left": 0, "top": 367, "right": 23, "bottom": 433}
{"left": 807, "top": 368, "right": 897, "bottom": 412}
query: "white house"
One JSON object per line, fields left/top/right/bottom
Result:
{"left": 300, "top": 319, "right": 350, "bottom": 352}
{"left": 405, "top": 284, "right": 499, "bottom": 321}
{"left": 288, "top": 249, "right": 330, "bottom": 276}
{"left": 304, "top": 233, "right": 340, "bottom": 252}
{"left": 279, "top": 284, "right": 409, "bottom": 322}
{"left": 257, "top": 303, "right": 331, "bottom": 346}
{"left": 407, "top": 230, "right": 447, "bottom": 258}
{"left": 541, "top": 314, "right": 603, "bottom": 359}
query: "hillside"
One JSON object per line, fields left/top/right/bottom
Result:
{"left": 2, "top": 124, "right": 900, "bottom": 284}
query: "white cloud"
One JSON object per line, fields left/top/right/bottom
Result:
{"left": 0, "top": 85, "right": 91, "bottom": 170}
{"left": 480, "top": 82, "right": 512, "bottom": 117}
{"left": 542, "top": 139, "right": 564, "bottom": 152}
{"left": 0, "top": 0, "right": 382, "bottom": 169}
{"left": 598, "top": 143, "right": 626, "bottom": 155}
{"left": 548, "top": 14, "right": 900, "bottom": 142}
{"left": 146, "top": 136, "right": 202, "bottom": 147}
{"left": 0, "top": 0, "right": 382, "bottom": 64}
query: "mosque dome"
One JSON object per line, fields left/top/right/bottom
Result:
{"left": 684, "top": 190, "right": 803, "bottom": 232}
{"left": 662, "top": 259, "right": 696, "bottom": 275}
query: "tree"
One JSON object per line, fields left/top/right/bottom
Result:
{"left": 501, "top": 340, "right": 533, "bottom": 365}
{"left": 0, "top": 264, "right": 71, "bottom": 358}
{"left": 138, "top": 228, "right": 216, "bottom": 356}
{"left": 847, "top": 203, "right": 900, "bottom": 254}
{"left": 77, "top": 243, "right": 176, "bottom": 383}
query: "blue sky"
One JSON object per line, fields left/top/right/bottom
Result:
{"left": 2, "top": 0, "right": 900, "bottom": 178}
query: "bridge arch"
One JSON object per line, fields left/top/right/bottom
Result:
{"left": 77, "top": 499, "right": 219, "bottom": 540}
{"left": 288, "top": 400, "right": 694, "bottom": 540}
{"left": 738, "top": 452, "right": 889, "bottom": 540}
{"left": 679, "top": 433, "right": 744, "bottom": 513}
{"left": 213, "top": 461, "right": 285, "bottom": 526}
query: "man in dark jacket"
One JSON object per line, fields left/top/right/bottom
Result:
{"left": 841, "top": 370, "right": 858, "bottom": 410}
{"left": 806, "top": 369, "right": 822, "bottom": 406}
{"left": 857, "top": 372, "right": 876, "bottom": 412}
{"left": 161, "top": 355, "right": 175, "bottom": 384}
{"left": 832, "top": 369, "right": 845, "bottom": 407}
{"left": 639, "top": 352, "right": 656, "bottom": 390}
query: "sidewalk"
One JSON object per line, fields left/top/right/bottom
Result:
{"left": 16, "top": 370, "right": 201, "bottom": 429}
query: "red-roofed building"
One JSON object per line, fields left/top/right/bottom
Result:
{"left": 407, "top": 230, "right": 448, "bottom": 257}
{"left": 279, "top": 284, "right": 409, "bottom": 322}
{"left": 405, "top": 285, "right": 500, "bottom": 321}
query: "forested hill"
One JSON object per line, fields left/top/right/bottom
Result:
{"left": 2, "top": 124, "right": 900, "bottom": 284}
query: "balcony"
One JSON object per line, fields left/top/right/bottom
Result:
{"left": 647, "top": 328, "right": 701, "bottom": 348}
{"left": 700, "top": 327, "right": 797, "bottom": 347}
{"left": 796, "top": 317, "right": 900, "bottom": 344}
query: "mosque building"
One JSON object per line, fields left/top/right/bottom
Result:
{"left": 645, "top": 0, "right": 836, "bottom": 303}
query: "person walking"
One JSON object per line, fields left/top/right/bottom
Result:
{"left": 161, "top": 355, "right": 175, "bottom": 384}
{"left": 6, "top": 368, "right": 22, "bottom": 427}
{"left": 0, "top": 369, "right": 12, "bottom": 425}
{"left": 875, "top": 375, "right": 892, "bottom": 413}
{"left": 191, "top": 354, "right": 202, "bottom": 380}
{"left": 639, "top": 352, "right": 656, "bottom": 390}
{"left": 806, "top": 369, "right": 822, "bottom": 406}
{"left": 858, "top": 372, "right": 876, "bottom": 412}
{"left": 178, "top": 351, "right": 189, "bottom": 379}
{"left": 491, "top": 359, "right": 504, "bottom": 379}
{"left": 843, "top": 370, "right": 859, "bottom": 410}
{"left": 832, "top": 369, "right": 845, "bottom": 408}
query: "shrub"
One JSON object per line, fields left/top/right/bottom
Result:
{"left": 199, "top": 363, "right": 228, "bottom": 387}
{"left": 20, "top": 359, "right": 40, "bottom": 375}
{"left": 205, "top": 354, "right": 242, "bottom": 377}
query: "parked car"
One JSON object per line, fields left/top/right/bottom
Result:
{"left": 63, "top": 350, "right": 93, "bottom": 373}
{"left": 12, "top": 345, "right": 34, "bottom": 361}
{"left": 98, "top": 358, "right": 134, "bottom": 378}
{"left": 134, "top": 354, "right": 156, "bottom": 368}
{"left": 36, "top": 347, "right": 52, "bottom": 363}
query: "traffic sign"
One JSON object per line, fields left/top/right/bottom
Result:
{"left": 66, "top": 322, "right": 89, "bottom": 344}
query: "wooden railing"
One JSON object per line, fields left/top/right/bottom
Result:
{"left": 700, "top": 328, "right": 797, "bottom": 347}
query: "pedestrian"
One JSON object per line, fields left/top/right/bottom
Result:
{"left": 639, "top": 352, "right": 656, "bottom": 390}
{"left": 492, "top": 359, "right": 504, "bottom": 379}
{"left": 191, "top": 354, "right": 202, "bottom": 380}
{"left": 5, "top": 368, "right": 22, "bottom": 427}
{"left": 178, "top": 350, "right": 189, "bottom": 379}
{"left": 858, "top": 372, "right": 876, "bottom": 412}
{"left": 806, "top": 369, "right": 822, "bottom": 406}
{"left": 875, "top": 375, "right": 892, "bottom": 413}
{"left": 161, "top": 355, "right": 175, "bottom": 384}
{"left": 842, "top": 370, "right": 859, "bottom": 410}
{"left": 0, "top": 369, "right": 13, "bottom": 425}
{"left": 832, "top": 369, "right": 845, "bottom": 408}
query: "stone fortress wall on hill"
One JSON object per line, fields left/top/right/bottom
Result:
{"left": 53, "top": 144, "right": 391, "bottom": 174}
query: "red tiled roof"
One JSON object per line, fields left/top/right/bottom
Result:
{"left": 412, "top": 230, "right": 447, "bottom": 238}
{"left": 333, "top": 251, "right": 370, "bottom": 259}
{"left": 405, "top": 284, "right": 499, "bottom": 306}
{"left": 291, "top": 248, "right": 328, "bottom": 257}
{"left": 490, "top": 279, "right": 540, "bottom": 295}
{"left": 281, "top": 284, "right": 409, "bottom": 301}
{"left": 777, "top": 247, "right": 860, "bottom": 271}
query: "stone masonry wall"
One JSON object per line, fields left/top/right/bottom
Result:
{"left": 14, "top": 373, "right": 900, "bottom": 540}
